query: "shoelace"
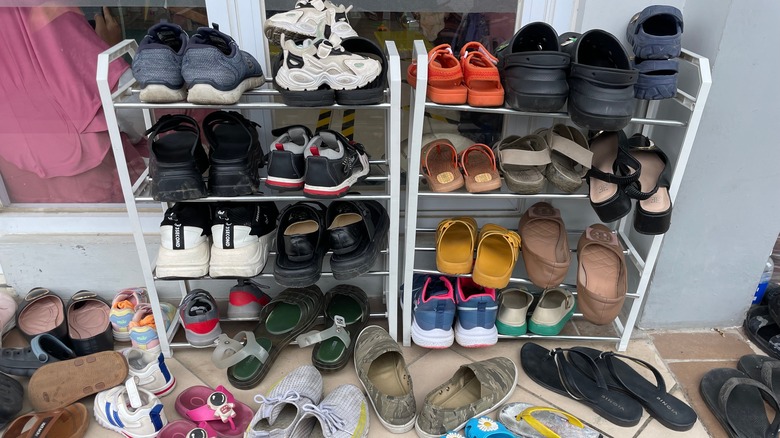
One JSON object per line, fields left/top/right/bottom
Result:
{"left": 254, "top": 390, "right": 302, "bottom": 418}
{"left": 302, "top": 403, "right": 347, "bottom": 434}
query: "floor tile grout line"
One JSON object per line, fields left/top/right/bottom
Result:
{"left": 406, "top": 348, "right": 431, "bottom": 367}
{"left": 664, "top": 358, "right": 744, "bottom": 363}
{"left": 631, "top": 417, "right": 654, "bottom": 438}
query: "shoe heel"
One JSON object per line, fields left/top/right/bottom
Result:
{"left": 633, "top": 207, "right": 672, "bottom": 235}
{"left": 592, "top": 189, "right": 633, "bottom": 223}
{"left": 209, "top": 169, "right": 257, "bottom": 196}
{"left": 151, "top": 173, "right": 207, "bottom": 202}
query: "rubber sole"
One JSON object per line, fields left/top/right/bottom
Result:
{"left": 151, "top": 170, "right": 207, "bottom": 202}
{"left": 505, "top": 89, "right": 568, "bottom": 112}
{"left": 209, "top": 231, "right": 273, "bottom": 278}
{"left": 94, "top": 403, "right": 160, "bottom": 438}
{"left": 265, "top": 175, "right": 305, "bottom": 191}
{"left": 454, "top": 322, "right": 497, "bottom": 348}
{"left": 29, "top": 351, "right": 129, "bottom": 412}
{"left": 183, "top": 322, "right": 222, "bottom": 347}
{"left": 275, "top": 86, "right": 335, "bottom": 107}
{"left": 273, "top": 266, "right": 322, "bottom": 288}
{"left": 411, "top": 319, "right": 454, "bottom": 349}
{"left": 187, "top": 76, "right": 265, "bottom": 105}
{"left": 528, "top": 306, "right": 576, "bottom": 336}
{"left": 156, "top": 242, "right": 210, "bottom": 279}
{"left": 303, "top": 164, "right": 370, "bottom": 198}
{"left": 139, "top": 84, "right": 187, "bottom": 103}
{"left": 496, "top": 319, "right": 527, "bottom": 336}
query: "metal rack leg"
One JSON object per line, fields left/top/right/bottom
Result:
{"left": 386, "top": 41, "right": 402, "bottom": 341}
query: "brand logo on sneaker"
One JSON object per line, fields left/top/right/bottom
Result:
{"left": 172, "top": 223, "right": 184, "bottom": 250}
{"left": 223, "top": 223, "right": 233, "bottom": 249}
{"left": 255, "top": 207, "right": 262, "bottom": 223}
{"left": 342, "top": 153, "right": 358, "bottom": 175}
{"left": 217, "top": 210, "right": 228, "bottom": 220}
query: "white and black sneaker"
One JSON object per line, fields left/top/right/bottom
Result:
{"left": 265, "top": 125, "right": 313, "bottom": 191}
{"left": 209, "top": 202, "right": 279, "bottom": 278}
{"left": 303, "top": 130, "right": 370, "bottom": 198}
{"left": 156, "top": 203, "right": 211, "bottom": 279}
{"left": 264, "top": 0, "right": 357, "bottom": 45}
{"left": 275, "top": 28, "right": 381, "bottom": 92}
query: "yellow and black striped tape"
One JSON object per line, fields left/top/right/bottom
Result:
{"left": 401, "top": 105, "right": 459, "bottom": 125}
{"left": 341, "top": 109, "right": 355, "bottom": 141}
{"left": 316, "top": 110, "right": 331, "bottom": 133}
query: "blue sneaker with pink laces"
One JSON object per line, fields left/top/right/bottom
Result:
{"left": 410, "top": 274, "right": 457, "bottom": 349}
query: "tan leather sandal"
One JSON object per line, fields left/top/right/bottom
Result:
{"left": 5, "top": 403, "right": 88, "bottom": 438}
{"left": 436, "top": 217, "right": 478, "bottom": 274}
{"left": 460, "top": 144, "right": 502, "bottom": 193}
{"left": 421, "top": 139, "right": 464, "bottom": 193}
{"left": 519, "top": 202, "right": 571, "bottom": 289}
{"left": 472, "top": 224, "right": 521, "bottom": 288}
{"left": 535, "top": 124, "right": 592, "bottom": 193}
{"left": 576, "top": 224, "right": 627, "bottom": 325}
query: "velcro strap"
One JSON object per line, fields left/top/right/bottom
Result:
{"left": 296, "top": 315, "right": 351, "bottom": 348}
{"left": 500, "top": 148, "right": 551, "bottom": 168}
{"left": 550, "top": 135, "right": 592, "bottom": 169}
{"left": 317, "top": 42, "right": 333, "bottom": 59}
{"left": 211, "top": 332, "right": 269, "bottom": 369}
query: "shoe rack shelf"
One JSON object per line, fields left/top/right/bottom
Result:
{"left": 97, "top": 39, "right": 403, "bottom": 358}
{"left": 402, "top": 40, "right": 712, "bottom": 351}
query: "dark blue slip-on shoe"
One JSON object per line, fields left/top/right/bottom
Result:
{"left": 626, "top": 5, "right": 683, "bottom": 60}
{"left": 634, "top": 58, "right": 678, "bottom": 100}
{"left": 132, "top": 22, "right": 189, "bottom": 102}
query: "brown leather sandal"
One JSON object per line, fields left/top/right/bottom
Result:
{"left": 421, "top": 139, "right": 464, "bottom": 193}
{"left": 4, "top": 403, "right": 88, "bottom": 438}
{"left": 460, "top": 144, "right": 502, "bottom": 193}
{"left": 576, "top": 224, "right": 627, "bottom": 325}
{"left": 519, "top": 202, "right": 571, "bottom": 289}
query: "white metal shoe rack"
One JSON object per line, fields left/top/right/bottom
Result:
{"left": 402, "top": 40, "right": 711, "bottom": 351}
{"left": 97, "top": 39, "right": 402, "bottom": 358}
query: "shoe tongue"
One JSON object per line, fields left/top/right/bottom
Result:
{"left": 149, "top": 23, "right": 184, "bottom": 49}
{"left": 195, "top": 27, "right": 233, "bottom": 55}
{"left": 310, "top": 131, "right": 344, "bottom": 159}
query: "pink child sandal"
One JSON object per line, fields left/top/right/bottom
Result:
{"left": 174, "top": 385, "right": 253, "bottom": 438}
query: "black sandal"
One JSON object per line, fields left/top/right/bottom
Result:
{"left": 624, "top": 134, "right": 672, "bottom": 234}
{"left": 146, "top": 115, "right": 209, "bottom": 201}
{"left": 570, "top": 346, "right": 697, "bottom": 431}
{"left": 737, "top": 354, "right": 780, "bottom": 402}
{"left": 744, "top": 306, "right": 780, "bottom": 360}
{"left": 520, "top": 342, "right": 643, "bottom": 426}
{"left": 700, "top": 368, "right": 780, "bottom": 438}
{"left": 585, "top": 131, "right": 641, "bottom": 223}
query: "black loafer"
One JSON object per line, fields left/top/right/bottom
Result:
{"left": 0, "top": 333, "right": 76, "bottom": 377}
{"left": 496, "top": 21, "right": 571, "bottom": 112}
{"left": 66, "top": 291, "right": 114, "bottom": 356}
{"left": 273, "top": 202, "right": 328, "bottom": 287}
{"left": 560, "top": 30, "right": 638, "bottom": 131}
{"left": 16, "top": 287, "right": 68, "bottom": 342}
{"left": 326, "top": 200, "right": 389, "bottom": 280}
{"left": 0, "top": 372, "right": 23, "bottom": 429}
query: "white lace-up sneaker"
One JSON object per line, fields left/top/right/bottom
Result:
{"left": 264, "top": 0, "right": 357, "bottom": 45}
{"left": 275, "top": 30, "right": 381, "bottom": 92}
{"left": 124, "top": 348, "right": 177, "bottom": 397}
{"left": 94, "top": 379, "right": 168, "bottom": 438}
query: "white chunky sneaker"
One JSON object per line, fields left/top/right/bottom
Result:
{"left": 94, "top": 379, "right": 168, "bottom": 438}
{"left": 275, "top": 31, "right": 381, "bottom": 92}
{"left": 156, "top": 203, "right": 211, "bottom": 279}
{"left": 264, "top": 0, "right": 357, "bottom": 45}
{"left": 124, "top": 348, "right": 177, "bottom": 397}
{"left": 209, "top": 202, "right": 278, "bottom": 278}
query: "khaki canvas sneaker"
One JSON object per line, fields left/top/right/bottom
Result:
{"left": 415, "top": 357, "right": 518, "bottom": 437}
{"left": 354, "top": 326, "right": 416, "bottom": 433}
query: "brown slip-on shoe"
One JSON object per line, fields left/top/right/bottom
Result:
{"left": 519, "top": 202, "right": 571, "bottom": 289}
{"left": 576, "top": 224, "right": 627, "bottom": 325}
{"left": 4, "top": 403, "right": 88, "bottom": 438}
{"left": 28, "top": 351, "right": 129, "bottom": 411}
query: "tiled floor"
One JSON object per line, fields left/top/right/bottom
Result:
{"left": 1, "top": 325, "right": 770, "bottom": 438}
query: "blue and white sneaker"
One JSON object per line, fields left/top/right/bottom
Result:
{"left": 409, "top": 274, "right": 456, "bottom": 349}
{"left": 124, "top": 348, "right": 177, "bottom": 398}
{"left": 454, "top": 277, "right": 498, "bottom": 348}
{"left": 94, "top": 379, "right": 168, "bottom": 438}
{"left": 182, "top": 24, "right": 265, "bottom": 104}
{"left": 132, "top": 22, "right": 189, "bottom": 103}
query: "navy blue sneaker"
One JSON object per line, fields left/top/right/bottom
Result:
{"left": 626, "top": 5, "right": 683, "bottom": 60}
{"left": 410, "top": 275, "right": 457, "bottom": 349}
{"left": 132, "top": 22, "right": 189, "bottom": 103}
{"left": 454, "top": 277, "right": 498, "bottom": 348}
{"left": 182, "top": 23, "right": 265, "bottom": 104}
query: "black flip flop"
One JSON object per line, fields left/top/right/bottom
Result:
{"left": 700, "top": 368, "right": 780, "bottom": 438}
{"left": 296, "top": 285, "right": 370, "bottom": 372}
{"left": 520, "top": 342, "right": 643, "bottom": 426}
{"left": 737, "top": 354, "right": 780, "bottom": 403}
{"left": 570, "top": 346, "right": 697, "bottom": 431}
{"left": 744, "top": 306, "right": 780, "bottom": 359}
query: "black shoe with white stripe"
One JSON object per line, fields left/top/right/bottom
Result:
{"left": 303, "top": 130, "right": 370, "bottom": 198}
{"left": 156, "top": 203, "right": 212, "bottom": 279}
{"left": 209, "top": 202, "right": 279, "bottom": 278}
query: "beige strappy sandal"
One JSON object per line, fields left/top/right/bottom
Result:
{"left": 460, "top": 144, "right": 502, "bottom": 193}
{"left": 421, "top": 139, "right": 465, "bottom": 193}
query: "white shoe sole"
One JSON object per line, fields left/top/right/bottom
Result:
{"left": 454, "top": 321, "right": 497, "bottom": 348}
{"left": 209, "top": 231, "right": 273, "bottom": 278}
{"left": 187, "top": 76, "right": 265, "bottom": 105}
{"left": 156, "top": 241, "right": 210, "bottom": 279}
{"left": 411, "top": 319, "right": 453, "bottom": 349}
{"left": 139, "top": 84, "right": 187, "bottom": 103}
{"left": 275, "top": 65, "right": 381, "bottom": 92}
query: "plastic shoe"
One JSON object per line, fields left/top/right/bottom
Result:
{"left": 264, "top": 0, "right": 357, "bottom": 45}
{"left": 179, "top": 290, "right": 222, "bottom": 347}
{"left": 472, "top": 224, "right": 521, "bottom": 289}
{"left": 518, "top": 202, "right": 571, "bottom": 289}
{"left": 132, "top": 22, "right": 189, "bottom": 103}
{"left": 496, "top": 22, "right": 570, "bottom": 112}
{"left": 110, "top": 287, "right": 149, "bottom": 342}
{"left": 495, "top": 288, "right": 533, "bottom": 336}
{"left": 407, "top": 44, "right": 468, "bottom": 104}
{"left": 94, "top": 379, "right": 168, "bottom": 438}
{"left": 266, "top": 125, "right": 313, "bottom": 190}
{"left": 459, "top": 42, "right": 503, "bottom": 107}
{"left": 634, "top": 58, "right": 678, "bottom": 100}
{"left": 16, "top": 287, "right": 67, "bottom": 342}
{"left": 66, "top": 291, "right": 113, "bottom": 356}
{"left": 156, "top": 203, "right": 211, "bottom": 279}
{"left": 159, "top": 420, "right": 218, "bottom": 438}
{"left": 205, "top": 111, "right": 265, "bottom": 197}
{"left": 499, "top": 403, "right": 602, "bottom": 438}
{"left": 535, "top": 124, "right": 591, "bottom": 193}
{"left": 560, "top": 30, "right": 638, "bottom": 131}
{"left": 5, "top": 403, "right": 87, "bottom": 438}
{"left": 410, "top": 275, "right": 457, "bottom": 349}
{"left": 454, "top": 277, "right": 498, "bottom": 348}
{"left": 435, "top": 217, "right": 478, "bottom": 275}
{"left": 246, "top": 365, "right": 323, "bottom": 438}
{"left": 129, "top": 302, "right": 177, "bottom": 353}
{"left": 0, "top": 333, "right": 76, "bottom": 377}
{"left": 0, "top": 292, "right": 16, "bottom": 348}
{"left": 460, "top": 144, "right": 502, "bottom": 193}
{"left": 291, "top": 384, "right": 370, "bottom": 438}
{"left": 209, "top": 202, "right": 279, "bottom": 278}
{"left": 625, "top": 134, "right": 673, "bottom": 234}
{"left": 124, "top": 347, "right": 177, "bottom": 397}
{"left": 462, "top": 416, "right": 514, "bottom": 438}
{"left": 528, "top": 288, "right": 576, "bottom": 336}
{"left": 182, "top": 24, "right": 265, "bottom": 104}
{"left": 227, "top": 280, "right": 271, "bottom": 319}
{"left": 147, "top": 115, "right": 210, "bottom": 202}
{"left": 303, "top": 130, "right": 370, "bottom": 198}
{"left": 626, "top": 5, "right": 683, "bottom": 60}
{"left": 175, "top": 385, "right": 253, "bottom": 438}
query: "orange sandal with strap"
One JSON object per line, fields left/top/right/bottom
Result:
{"left": 421, "top": 139, "right": 464, "bottom": 193}
{"left": 407, "top": 44, "right": 468, "bottom": 104}
{"left": 460, "top": 42, "right": 504, "bottom": 107}
{"left": 460, "top": 144, "right": 502, "bottom": 193}
{"left": 473, "top": 224, "right": 522, "bottom": 289}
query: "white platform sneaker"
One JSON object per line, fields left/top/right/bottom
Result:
{"left": 156, "top": 203, "right": 211, "bottom": 279}
{"left": 209, "top": 203, "right": 278, "bottom": 278}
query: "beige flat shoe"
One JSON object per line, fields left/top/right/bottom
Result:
{"left": 519, "top": 202, "right": 571, "bottom": 289}
{"left": 576, "top": 224, "right": 627, "bottom": 325}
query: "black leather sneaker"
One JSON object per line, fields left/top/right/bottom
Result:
{"left": 266, "top": 125, "right": 313, "bottom": 191}
{"left": 66, "top": 291, "right": 114, "bottom": 356}
{"left": 147, "top": 114, "right": 209, "bottom": 201}
{"left": 326, "top": 200, "right": 389, "bottom": 280}
{"left": 210, "top": 202, "right": 279, "bottom": 278}
{"left": 205, "top": 111, "right": 264, "bottom": 197}
{"left": 274, "top": 202, "right": 328, "bottom": 287}
{"left": 303, "top": 130, "right": 370, "bottom": 198}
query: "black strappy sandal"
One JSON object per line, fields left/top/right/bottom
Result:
{"left": 203, "top": 111, "right": 264, "bottom": 197}
{"left": 585, "top": 131, "right": 641, "bottom": 223}
{"left": 624, "top": 134, "right": 673, "bottom": 234}
{"left": 147, "top": 115, "right": 209, "bottom": 201}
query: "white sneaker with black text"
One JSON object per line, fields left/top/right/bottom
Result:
{"left": 124, "top": 348, "right": 177, "bottom": 397}
{"left": 209, "top": 203, "right": 279, "bottom": 278}
{"left": 274, "top": 28, "right": 381, "bottom": 92}
{"left": 303, "top": 130, "right": 370, "bottom": 198}
{"left": 156, "top": 203, "right": 211, "bottom": 279}
{"left": 264, "top": 0, "right": 357, "bottom": 45}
